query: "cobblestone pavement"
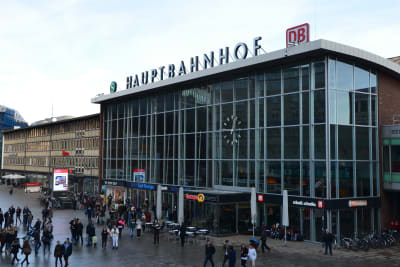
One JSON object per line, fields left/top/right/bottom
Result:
{"left": 0, "top": 185, "right": 398, "bottom": 267}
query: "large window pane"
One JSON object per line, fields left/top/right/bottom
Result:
{"left": 370, "top": 72, "right": 377, "bottom": 94}
{"left": 331, "top": 162, "right": 337, "bottom": 198}
{"left": 267, "top": 96, "right": 281, "bottom": 126}
{"left": 256, "top": 74, "right": 264, "bottom": 97}
{"left": 355, "top": 93, "right": 369, "bottom": 125}
{"left": 355, "top": 66, "right": 369, "bottom": 93}
{"left": 313, "top": 61, "right": 325, "bottom": 89}
{"left": 235, "top": 101, "right": 248, "bottom": 129}
{"left": 284, "top": 161, "right": 300, "bottom": 195}
{"left": 284, "top": 93, "right": 299, "bottom": 125}
{"left": 235, "top": 77, "right": 248, "bottom": 101}
{"left": 221, "top": 160, "right": 233, "bottom": 186}
{"left": 383, "top": 145, "right": 389, "bottom": 173}
{"left": 267, "top": 128, "right": 281, "bottom": 159}
{"left": 237, "top": 160, "right": 248, "bottom": 187}
{"left": 283, "top": 67, "right": 299, "bottom": 93}
{"left": 356, "top": 162, "right": 370, "bottom": 197}
{"left": 266, "top": 161, "right": 281, "bottom": 193}
{"left": 330, "top": 125, "right": 336, "bottom": 159}
{"left": 356, "top": 127, "right": 369, "bottom": 160}
{"left": 315, "top": 162, "right": 326, "bottom": 198}
{"left": 221, "top": 81, "right": 233, "bottom": 103}
{"left": 338, "top": 126, "right": 353, "bottom": 160}
{"left": 336, "top": 61, "right": 353, "bottom": 91}
{"left": 302, "top": 92, "right": 309, "bottom": 124}
{"left": 336, "top": 91, "right": 353, "bottom": 125}
{"left": 302, "top": 126, "right": 309, "bottom": 159}
{"left": 284, "top": 127, "right": 299, "bottom": 159}
{"left": 266, "top": 69, "right": 281, "bottom": 96}
{"left": 328, "top": 58, "right": 336, "bottom": 89}
{"left": 301, "top": 65, "right": 310, "bottom": 91}
{"left": 371, "top": 95, "right": 376, "bottom": 126}
{"left": 340, "top": 209, "right": 355, "bottom": 237}
{"left": 302, "top": 161, "right": 310, "bottom": 196}
{"left": 329, "top": 90, "right": 336, "bottom": 124}
{"left": 314, "top": 90, "right": 325, "bottom": 123}
{"left": 339, "top": 161, "right": 354, "bottom": 197}
{"left": 391, "top": 146, "right": 400, "bottom": 172}
{"left": 314, "top": 125, "right": 326, "bottom": 159}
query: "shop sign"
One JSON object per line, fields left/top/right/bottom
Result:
{"left": 160, "top": 186, "right": 168, "bottom": 191}
{"left": 7, "top": 153, "right": 17, "bottom": 156}
{"left": 103, "top": 180, "right": 126, "bottom": 187}
{"left": 197, "top": 193, "right": 205, "bottom": 202}
{"left": 292, "top": 200, "right": 317, "bottom": 207}
{"left": 318, "top": 200, "right": 325, "bottom": 209}
{"left": 257, "top": 194, "right": 264, "bottom": 202}
{"left": 128, "top": 182, "right": 155, "bottom": 190}
{"left": 185, "top": 194, "right": 198, "bottom": 200}
{"left": 24, "top": 182, "right": 43, "bottom": 187}
{"left": 286, "top": 23, "right": 310, "bottom": 47}
{"left": 348, "top": 200, "right": 367, "bottom": 208}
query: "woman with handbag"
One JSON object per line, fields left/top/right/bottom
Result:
{"left": 21, "top": 239, "right": 31, "bottom": 265}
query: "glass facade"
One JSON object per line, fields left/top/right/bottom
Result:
{"left": 102, "top": 56, "right": 379, "bottom": 240}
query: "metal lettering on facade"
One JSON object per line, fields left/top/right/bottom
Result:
{"left": 126, "top": 37, "right": 263, "bottom": 90}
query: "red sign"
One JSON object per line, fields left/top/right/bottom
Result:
{"left": 185, "top": 194, "right": 198, "bottom": 201}
{"left": 317, "top": 200, "right": 325, "bottom": 209}
{"left": 24, "top": 182, "right": 43, "bottom": 187}
{"left": 286, "top": 23, "right": 310, "bottom": 47}
{"left": 257, "top": 194, "right": 264, "bottom": 202}
{"left": 62, "top": 150, "right": 69, "bottom": 156}
{"left": 348, "top": 200, "right": 367, "bottom": 208}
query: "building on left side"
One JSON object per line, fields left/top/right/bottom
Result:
{"left": 1, "top": 114, "right": 100, "bottom": 194}
{"left": 0, "top": 105, "right": 28, "bottom": 168}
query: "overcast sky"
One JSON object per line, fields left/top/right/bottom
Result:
{"left": 1, "top": 0, "right": 399, "bottom": 124}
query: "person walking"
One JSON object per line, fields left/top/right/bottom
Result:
{"left": 136, "top": 219, "right": 142, "bottom": 239}
{"left": 86, "top": 222, "right": 95, "bottom": 247}
{"left": 129, "top": 218, "right": 136, "bottom": 239}
{"left": 76, "top": 219, "right": 84, "bottom": 245}
{"left": 228, "top": 246, "right": 236, "bottom": 267}
{"left": 10, "top": 238, "right": 21, "bottom": 265}
{"left": 240, "top": 244, "right": 248, "bottom": 267}
{"left": 54, "top": 241, "right": 64, "bottom": 267}
{"left": 101, "top": 227, "right": 109, "bottom": 249}
{"left": 322, "top": 228, "right": 334, "bottom": 256}
{"left": 42, "top": 229, "right": 52, "bottom": 254}
{"left": 179, "top": 223, "right": 186, "bottom": 247}
{"left": 33, "top": 228, "right": 41, "bottom": 255}
{"left": 21, "top": 239, "right": 32, "bottom": 265}
{"left": 63, "top": 238, "right": 72, "bottom": 266}
{"left": 15, "top": 207, "right": 21, "bottom": 226}
{"left": 222, "top": 240, "right": 230, "bottom": 267}
{"left": 260, "top": 229, "right": 271, "bottom": 253}
{"left": 248, "top": 244, "right": 257, "bottom": 267}
{"left": 203, "top": 240, "right": 216, "bottom": 267}
{"left": 110, "top": 225, "right": 119, "bottom": 249}
{"left": 153, "top": 219, "right": 161, "bottom": 245}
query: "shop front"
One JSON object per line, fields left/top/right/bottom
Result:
{"left": 102, "top": 180, "right": 127, "bottom": 205}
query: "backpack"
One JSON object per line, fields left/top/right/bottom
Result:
{"left": 23, "top": 247, "right": 32, "bottom": 255}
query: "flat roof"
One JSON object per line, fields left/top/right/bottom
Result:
{"left": 2, "top": 113, "right": 100, "bottom": 134}
{"left": 92, "top": 39, "right": 400, "bottom": 104}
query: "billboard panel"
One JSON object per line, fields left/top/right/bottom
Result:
{"left": 53, "top": 169, "right": 68, "bottom": 191}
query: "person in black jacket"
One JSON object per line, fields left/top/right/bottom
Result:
{"left": 260, "top": 229, "right": 271, "bottom": 253}
{"left": 15, "top": 207, "right": 21, "bottom": 226}
{"left": 179, "top": 223, "right": 186, "bottom": 247}
{"left": 63, "top": 238, "right": 73, "bottom": 266}
{"left": 322, "top": 228, "right": 334, "bottom": 256}
{"left": 10, "top": 238, "right": 21, "bottom": 264}
{"left": 240, "top": 244, "right": 248, "bottom": 267}
{"left": 203, "top": 240, "right": 216, "bottom": 267}
{"left": 153, "top": 219, "right": 161, "bottom": 245}
{"left": 86, "top": 222, "right": 95, "bottom": 247}
{"left": 0, "top": 208, "right": 3, "bottom": 228}
{"left": 54, "top": 240, "right": 64, "bottom": 267}
{"left": 76, "top": 219, "right": 84, "bottom": 245}
{"left": 101, "top": 227, "right": 109, "bottom": 249}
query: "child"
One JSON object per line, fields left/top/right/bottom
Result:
{"left": 92, "top": 235, "right": 97, "bottom": 248}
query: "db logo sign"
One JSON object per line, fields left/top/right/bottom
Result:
{"left": 318, "top": 200, "right": 325, "bottom": 209}
{"left": 286, "top": 23, "right": 310, "bottom": 47}
{"left": 257, "top": 194, "right": 264, "bottom": 202}
{"left": 197, "top": 193, "right": 205, "bottom": 203}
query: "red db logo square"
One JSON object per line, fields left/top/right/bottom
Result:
{"left": 318, "top": 200, "right": 325, "bottom": 209}
{"left": 257, "top": 194, "right": 264, "bottom": 202}
{"left": 286, "top": 23, "right": 310, "bottom": 47}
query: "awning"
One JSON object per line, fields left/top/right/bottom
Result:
{"left": 2, "top": 174, "right": 26, "bottom": 179}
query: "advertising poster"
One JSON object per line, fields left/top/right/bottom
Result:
{"left": 133, "top": 169, "right": 145, "bottom": 182}
{"left": 53, "top": 169, "right": 68, "bottom": 191}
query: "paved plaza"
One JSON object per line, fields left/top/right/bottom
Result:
{"left": 0, "top": 185, "right": 399, "bottom": 267}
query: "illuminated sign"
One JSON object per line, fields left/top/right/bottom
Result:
{"left": 257, "top": 194, "right": 264, "bottom": 202}
{"left": 348, "top": 200, "right": 367, "bottom": 208}
{"left": 53, "top": 169, "right": 68, "bottom": 191}
{"left": 185, "top": 194, "right": 198, "bottom": 200}
{"left": 133, "top": 169, "right": 145, "bottom": 182}
{"left": 197, "top": 193, "right": 205, "bottom": 202}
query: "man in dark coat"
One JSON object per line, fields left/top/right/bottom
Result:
{"left": 76, "top": 219, "right": 84, "bottom": 245}
{"left": 203, "top": 240, "right": 216, "bottom": 267}
{"left": 63, "top": 238, "right": 73, "bottom": 266}
{"left": 54, "top": 240, "right": 64, "bottom": 267}
{"left": 322, "top": 228, "right": 334, "bottom": 256}
{"left": 260, "top": 229, "right": 271, "bottom": 253}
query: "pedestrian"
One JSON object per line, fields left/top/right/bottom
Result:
{"left": 248, "top": 244, "right": 257, "bottom": 267}
{"left": 136, "top": 219, "right": 142, "bottom": 238}
{"left": 42, "top": 229, "right": 52, "bottom": 254}
{"left": 0, "top": 229, "right": 6, "bottom": 253}
{"left": 101, "top": 227, "right": 109, "bottom": 249}
{"left": 322, "top": 228, "right": 334, "bottom": 256}
{"left": 10, "top": 238, "right": 21, "bottom": 264}
{"left": 129, "top": 218, "right": 136, "bottom": 239}
{"left": 203, "top": 240, "right": 215, "bottom": 267}
{"left": 110, "top": 225, "right": 119, "bottom": 249}
{"left": 117, "top": 219, "right": 124, "bottom": 239}
{"left": 0, "top": 208, "right": 3, "bottom": 228}
{"left": 15, "top": 207, "right": 21, "bottom": 226}
{"left": 63, "top": 238, "right": 72, "bottom": 266}
{"left": 240, "top": 244, "right": 248, "bottom": 267}
{"left": 222, "top": 240, "right": 230, "bottom": 267}
{"left": 76, "top": 219, "right": 84, "bottom": 245}
{"left": 260, "top": 229, "right": 271, "bottom": 253}
{"left": 27, "top": 212, "right": 33, "bottom": 231}
{"left": 179, "top": 222, "right": 186, "bottom": 247}
{"left": 54, "top": 240, "right": 64, "bottom": 267}
{"left": 33, "top": 228, "right": 41, "bottom": 255}
{"left": 228, "top": 246, "right": 236, "bottom": 267}
{"left": 153, "top": 219, "right": 161, "bottom": 245}
{"left": 21, "top": 239, "right": 32, "bottom": 265}
{"left": 86, "top": 222, "right": 95, "bottom": 247}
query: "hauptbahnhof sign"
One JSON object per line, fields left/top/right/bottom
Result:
{"left": 126, "top": 37, "right": 263, "bottom": 90}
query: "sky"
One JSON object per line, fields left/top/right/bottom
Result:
{"left": 1, "top": 0, "right": 400, "bottom": 124}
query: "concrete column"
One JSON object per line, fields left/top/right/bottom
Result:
{"left": 178, "top": 186, "right": 184, "bottom": 224}
{"left": 156, "top": 185, "right": 162, "bottom": 220}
